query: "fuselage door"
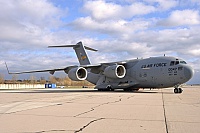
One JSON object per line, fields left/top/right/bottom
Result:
{"left": 151, "top": 76, "right": 156, "bottom": 84}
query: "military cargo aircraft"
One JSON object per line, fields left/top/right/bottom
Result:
{"left": 6, "top": 42, "right": 194, "bottom": 93}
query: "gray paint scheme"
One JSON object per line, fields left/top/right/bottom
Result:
{"left": 87, "top": 57, "right": 194, "bottom": 90}
{"left": 7, "top": 42, "right": 194, "bottom": 93}
{"left": 48, "top": 42, "right": 97, "bottom": 65}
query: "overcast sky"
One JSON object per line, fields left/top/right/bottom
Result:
{"left": 0, "top": 0, "right": 199, "bottom": 84}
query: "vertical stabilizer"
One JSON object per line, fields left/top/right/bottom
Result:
{"left": 48, "top": 41, "right": 97, "bottom": 65}
{"left": 73, "top": 42, "right": 91, "bottom": 65}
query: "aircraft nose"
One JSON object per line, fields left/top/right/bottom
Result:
{"left": 184, "top": 65, "right": 194, "bottom": 81}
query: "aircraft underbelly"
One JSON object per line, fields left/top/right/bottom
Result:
{"left": 93, "top": 73, "right": 138, "bottom": 89}
{"left": 86, "top": 72, "right": 100, "bottom": 85}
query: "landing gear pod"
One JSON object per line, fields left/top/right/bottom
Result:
{"left": 68, "top": 67, "right": 87, "bottom": 81}
{"left": 104, "top": 65, "right": 126, "bottom": 79}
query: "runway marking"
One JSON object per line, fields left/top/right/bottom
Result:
{"left": 22, "top": 129, "right": 75, "bottom": 133}
{"left": 0, "top": 102, "right": 58, "bottom": 114}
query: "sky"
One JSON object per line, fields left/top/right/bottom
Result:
{"left": 0, "top": 0, "right": 199, "bottom": 84}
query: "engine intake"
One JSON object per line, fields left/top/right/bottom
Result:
{"left": 104, "top": 65, "right": 126, "bottom": 79}
{"left": 68, "top": 67, "right": 87, "bottom": 81}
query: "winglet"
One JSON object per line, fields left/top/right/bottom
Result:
{"left": 5, "top": 62, "right": 11, "bottom": 74}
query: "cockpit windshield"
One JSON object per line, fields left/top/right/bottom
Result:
{"left": 175, "top": 61, "right": 179, "bottom": 65}
{"left": 170, "top": 60, "right": 187, "bottom": 66}
{"left": 180, "top": 61, "right": 187, "bottom": 64}
{"left": 170, "top": 61, "right": 175, "bottom": 66}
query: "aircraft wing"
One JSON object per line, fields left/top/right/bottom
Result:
{"left": 7, "top": 68, "right": 65, "bottom": 75}
{"left": 5, "top": 59, "right": 135, "bottom": 75}
{"left": 5, "top": 62, "right": 78, "bottom": 75}
{"left": 5, "top": 62, "right": 103, "bottom": 75}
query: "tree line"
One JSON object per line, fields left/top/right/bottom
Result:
{"left": 0, "top": 74, "right": 94, "bottom": 87}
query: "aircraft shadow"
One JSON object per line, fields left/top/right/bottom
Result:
{"left": 0, "top": 89, "right": 174, "bottom": 94}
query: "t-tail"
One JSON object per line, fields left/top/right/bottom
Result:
{"left": 48, "top": 42, "right": 97, "bottom": 65}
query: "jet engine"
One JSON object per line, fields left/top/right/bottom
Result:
{"left": 68, "top": 67, "right": 87, "bottom": 81}
{"left": 103, "top": 65, "right": 126, "bottom": 79}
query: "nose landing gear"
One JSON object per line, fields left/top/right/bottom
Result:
{"left": 174, "top": 88, "right": 183, "bottom": 93}
{"left": 174, "top": 84, "right": 183, "bottom": 94}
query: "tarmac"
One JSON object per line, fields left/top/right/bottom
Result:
{"left": 0, "top": 86, "right": 200, "bottom": 133}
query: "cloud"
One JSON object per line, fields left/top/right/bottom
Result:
{"left": 83, "top": 0, "right": 155, "bottom": 21}
{"left": 0, "top": 0, "right": 200, "bottom": 84}
{"left": 76, "top": 39, "right": 153, "bottom": 64}
{"left": 0, "top": 0, "right": 65, "bottom": 49}
{"left": 187, "top": 49, "right": 200, "bottom": 56}
{"left": 144, "top": 0, "right": 178, "bottom": 10}
{"left": 105, "top": 0, "right": 177, "bottom": 11}
{"left": 158, "top": 10, "right": 200, "bottom": 26}
{"left": 178, "top": 0, "right": 200, "bottom": 7}
{"left": 0, "top": 0, "right": 63, "bottom": 27}
{"left": 0, "top": 0, "right": 69, "bottom": 79}
{"left": 70, "top": 17, "right": 151, "bottom": 38}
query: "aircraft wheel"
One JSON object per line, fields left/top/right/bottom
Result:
{"left": 124, "top": 88, "right": 132, "bottom": 92}
{"left": 133, "top": 88, "right": 139, "bottom": 91}
{"left": 110, "top": 88, "right": 114, "bottom": 91}
{"left": 124, "top": 88, "right": 128, "bottom": 91}
{"left": 178, "top": 88, "right": 183, "bottom": 93}
{"left": 174, "top": 88, "right": 178, "bottom": 93}
{"left": 106, "top": 85, "right": 114, "bottom": 91}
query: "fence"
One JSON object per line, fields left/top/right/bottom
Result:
{"left": 0, "top": 84, "right": 45, "bottom": 89}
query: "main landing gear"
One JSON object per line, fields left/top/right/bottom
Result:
{"left": 174, "top": 88, "right": 183, "bottom": 94}
{"left": 98, "top": 85, "right": 114, "bottom": 91}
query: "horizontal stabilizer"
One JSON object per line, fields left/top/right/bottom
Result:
{"left": 48, "top": 42, "right": 98, "bottom": 52}
{"left": 48, "top": 45, "right": 76, "bottom": 48}
{"left": 84, "top": 46, "right": 98, "bottom": 52}
{"left": 48, "top": 41, "right": 97, "bottom": 65}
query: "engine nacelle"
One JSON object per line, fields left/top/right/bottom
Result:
{"left": 68, "top": 67, "right": 87, "bottom": 81}
{"left": 103, "top": 65, "right": 126, "bottom": 79}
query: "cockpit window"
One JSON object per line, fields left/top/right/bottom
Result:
{"left": 170, "top": 60, "right": 185, "bottom": 66}
{"left": 180, "top": 61, "right": 187, "bottom": 64}
{"left": 175, "top": 61, "right": 179, "bottom": 65}
{"left": 170, "top": 61, "right": 175, "bottom": 66}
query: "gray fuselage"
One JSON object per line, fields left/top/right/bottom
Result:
{"left": 87, "top": 56, "right": 194, "bottom": 89}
